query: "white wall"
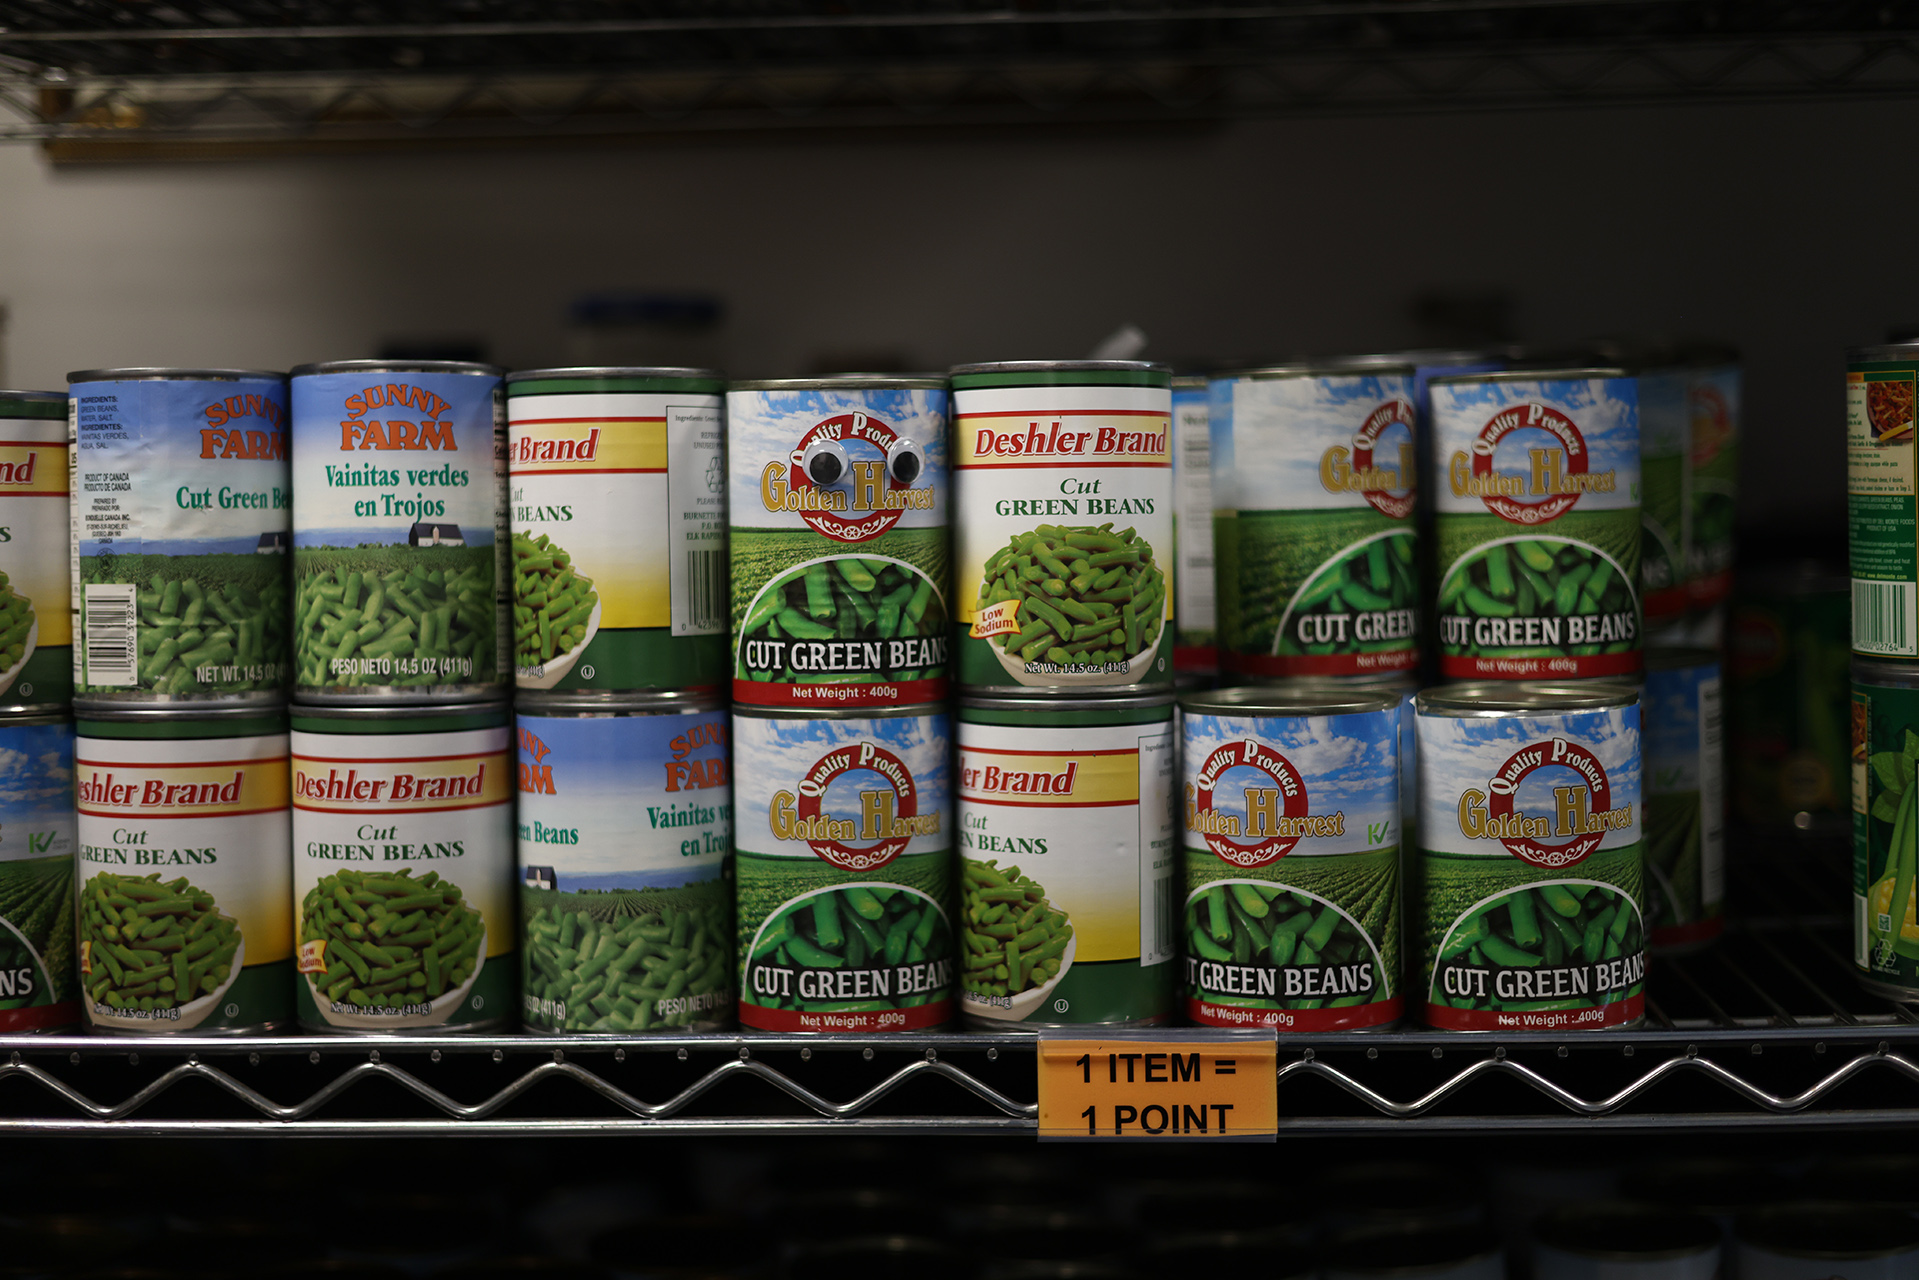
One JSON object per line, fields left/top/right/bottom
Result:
{"left": 3, "top": 97, "right": 1916, "bottom": 537}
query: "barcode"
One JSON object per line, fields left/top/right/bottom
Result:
{"left": 686, "top": 549, "right": 723, "bottom": 631}
{"left": 83, "top": 583, "right": 138, "bottom": 686}
{"left": 1854, "top": 579, "right": 1918, "bottom": 655}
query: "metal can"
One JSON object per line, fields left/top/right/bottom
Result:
{"left": 1848, "top": 655, "right": 1919, "bottom": 1000}
{"left": 1431, "top": 369, "right": 1642, "bottom": 680}
{"left": 0, "top": 715, "right": 76, "bottom": 1031}
{"left": 289, "top": 700, "right": 514, "bottom": 1032}
{"left": 1414, "top": 681, "right": 1647, "bottom": 1030}
{"left": 1637, "top": 364, "right": 1694, "bottom": 627}
{"left": 1533, "top": 1204, "right": 1720, "bottom": 1280}
{"left": 1687, "top": 351, "right": 1740, "bottom": 611}
{"left": 75, "top": 704, "right": 293, "bottom": 1033}
{"left": 0, "top": 391, "right": 71, "bottom": 713}
{"left": 507, "top": 368, "right": 728, "bottom": 697}
{"left": 1210, "top": 360, "right": 1420, "bottom": 681}
{"left": 1171, "top": 374, "right": 1216, "bottom": 675}
{"left": 727, "top": 376, "right": 949, "bottom": 709}
{"left": 1729, "top": 560, "right": 1849, "bottom": 830}
{"left": 1848, "top": 341, "right": 1919, "bottom": 659}
{"left": 956, "top": 693, "right": 1176, "bottom": 1028}
{"left": 950, "top": 361, "right": 1173, "bottom": 694}
{"left": 289, "top": 360, "right": 507, "bottom": 702}
{"left": 1735, "top": 1203, "right": 1919, "bottom": 1280}
{"left": 1177, "top": 685, "right": 1404, "bottom": 1031}
{"left": 67, "top": 369, "right": 291, "bottom": 705}
{"left": 515, "top": 692, "right": 733, "bottom": 1033}
{"left": 733, "top": 703, "right": 954, "bottom": 1032}
{"left": 1643, "top": 648, "right": 1725, "bottom": 952}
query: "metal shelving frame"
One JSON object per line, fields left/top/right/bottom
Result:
{"left": 3, "top": 2, "right": 1919, "bottom": 154}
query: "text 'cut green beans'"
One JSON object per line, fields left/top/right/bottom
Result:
{"left": 299, "top": 867, "right": 483, "bottom": 1014}
{"left": 1185, "top": 883, "right": 1383, "bottom": 1012}
{"left": 292, "top": 548, "right": 497, "bottom": 689}
{"left": 960, "top": 860, "right": 1073, "bottom": 999}
{"left": 1428, "top": 882, "right": 1645, "bottom": 1018}
{"left": 977, "top": 523, "right": 1166, "bottom": 674}
{"left": 734, "top": 557, "right": 947, "bottom": 686}
{"left": 80, "top": 871, "right": 238, "bottom": 1014}
{"left": 79, "top": 558, "right": 290, "bottom": 695}
{"left": 513, "top": 531, "right": 599, "bottom": 672}
{"left": 1437, "top": 539, "right": 1637, "bottom": 658}
{"left": 523, "top": 888, "right": 730, "bottom": 1032}
{"left": 744, "top": 885, "right": 954, "bottom": 1017}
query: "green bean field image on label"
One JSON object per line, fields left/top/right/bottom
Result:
{"left": 1689, "top": 364, "right": 1740, "bottom": 610}
{"left": 1644, "top": 658, "right": 1725, "bottom": 948}
{"left": 0, "top": 720, "right": 75, "bottom": 1030}
{"left": 1850, "top": 675, "right": 1919, "bottom": 992}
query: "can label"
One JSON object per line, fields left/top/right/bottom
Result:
{"left": 1689, "top": 365, "right": 1739, "bottom": 609}
{"left": 1638, "top": 371, "right": 1693, "bottom": 623}
{"left": 1416, "top": 702, "right": 1647, "bottom": 1029}
{"left": 1180, "top": 705, "right": 1402, "bottom": 1030}
{"left": 1645, "top": 661, "right": 1725, "bottom": 947}
{"left": 956, "top": 711, "right": 1176, "bottom": 1025}
{"left": 0, "top": 407, "right": 71, "bottom": 709}
{"left": 70, "top": 377, "right": 291, "bottom": 698}
{"left": 1212, "top": 373, "right": 1420, "bottom": 678}
{"left": 76, "top": 720, "right": 292, "bottom": 1030}
{"left": 290, "top": 371, "right": 506, "bottom": 694}
{"left": 1730, "top": 582, "right": 1850, "bottom": 825}
{"left": 517, "top": 708, "right": 733, "bottom": 1032}
{"left": 1848, "top": 360, "right": 1919, "bottom": 657}
{"left": 728, "top": 387, "right": 949, "bottom": 708}
{"left": 291, "top": 717, "right": 515, "bottom": 1029}
{"left": 1850, "top": 673, "right": 1919, "bottom": 984}
{"left": 954, "top": 382, "right": 1173, "bottom": 691}
{"left": 1433, "top": 377, "right": 1642, "bottom": 678}
{"left": 0, "top": 721, "right": 76, "bottom": 1030}
{"left": 734, "top": 711, "right": 954, "bottom": 1031}
{"left": 509, "top": 381, "right": 727, "bottom": 693}
{"left": 1172, "top": 383, "right": 1215, "bottom": 671}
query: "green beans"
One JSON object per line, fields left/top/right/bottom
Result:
{"left": 1277, "top": 531, "right": 1417, "bottom": 658}
{"left": 960, "top": 860, "right": 1073, "bottom": 998}
{"left": 979, "top": 523, "right": 1166, "bottom": 673}
{"left": 1428, "top": 882, "right": 1645, "bottom": 1015}
{"left": 522, "top": 889, "right": 729, "bottom": 1032}
{"left": 1185, "top": 882, "right": 1381, "bottom": 1010}
{"left": 745, "top": 885, "right": 953, "bottom": 1014}
{"left": 299, "top": 867, "right": 483, "bottom": 1012}
{"left": 79, "top": 871, "right": 238, "bottom": 1013}
{"left": 79, "top": 557, "right": 289, "bottom": 694}
{"left": 512, "top": 531, "right": 599, "bottom": 671}
{"left": 1438, "top": 539, "right": 1636, "bottom": 657}
{"left": 0, "top": 572, "right": 33, "bottom": 674}
{"left": 734, "top": 556, "right": 945, "bottom": 684}
{"left": 293, "top": 551, "right": 496, "bottom": 688}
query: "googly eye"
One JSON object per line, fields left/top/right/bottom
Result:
{"left": 800, "top": 438, "right": 850, "bottom": 487}
{"left": 885, "top": 437, "right": 926, "bottom": 486}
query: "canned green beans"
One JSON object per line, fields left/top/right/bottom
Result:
{"left": 1431, "top": 369, "right": 1642, "bottom": 679}
{"left": 1179, "top": 686, "right": 1403, "bottom": 1030}
{"left": 1210, "top": 361, "right": 1420, "bottom": 679}
{"left": 0, "top": 716, "right": 76, "bottom": 1031}
{"left": 75, "top": 705, "right": 293, "bottom": 1032}
{"left": 291, "top": 702, "right": 514, "bottom": 1031}
{"left": 734, "top": 704, "right": 953, "bottom": 1031}
{"left": 68, "top": 370, "right": 291, "bottom": 704}
{"left": 0, "top": 391, "right": 70, "bottom": 712}
{"left": 517, "top": 693, "right": 733, "bottom": 1032}
{"left": 1849, "top": 657, "right": 1919, "bottom": 1000}
{"left": 952, "top": 361, "right": 1173, "bottom": 693}
{"left": 1171, "top": 374, "right": 1216, "bottom": 675}
{"left": 1636, "top": 365, "right": 1693, "bottom": 626}
{"left": 1687, "top": 352, "right": 1740, "bottom": 610}
{"left": 957, "top": 693, "right": 1176, "bottom": 1027}
{"left": 508, "top": 368, "right": 727, "bottom": 696}
{"left": 290, "top": 360, "right": 507, "bottom": 701}
{"left": 1849, "top": 343, "right": 1919, "bottom": 657}
{"left": 1730, "top": 561, "right": 1850, "bottom": 829}
{"left": 728, "top": 377, "right": 948, "bottom": 708}
{"left": 1415, "top": 682, "right": 1647, "bottom": 1030}
{"left": 1644, "top": 648, "right": 1724, "bottom": 951}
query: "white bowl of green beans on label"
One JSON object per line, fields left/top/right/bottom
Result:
{"left": 91, "top": 932, "right": 244, "bottom": 1033}
{"left": 992, "top": 628, "right": 1163, "bottom": 689}
{"left": 307, "top": 925, "right": 486, "bottom": 1030}
{"left": 0, "top": 616, "right": 37, "bottom": 697}
{"left": 967, "top": 931, "right": 1076, "bottom": 1023}
{"left": 516, "top": 598, "right": 600, "bottom": 690}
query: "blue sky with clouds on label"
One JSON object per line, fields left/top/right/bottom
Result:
{"left": 1181, "top": 707, "right": 1399, "bottom": 856}
{"left": 726, "top": 387, "right": 948, "bottom": 532}
{"left": 1209, "top": 373, "right": 1416, "bottom": 514}
{"left": 734, "top": 712, "right": 950, "bottom": 858}
{"left": 1430, "top": 376, "right": 1640, "bottom": 515}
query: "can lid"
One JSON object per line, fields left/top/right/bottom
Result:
{"left": 0, "top": 390, "right": 67, "bottom": 417}
{"left": 68, "top": 368, "right": 286, "bottom": 383}
{"left": 506, "top": 367, "right": 725, "bottom": 393}
{"left": 1217, "top": 358, "right": 1416, "bottom": 380}
{"left": 1171, "top": 374, "right": 1210, "bottom": 388}
{"left": 727, "top": 374, "right": 948, "bottom": 391}
{"left": 1426, "top": 366, "right": 1628, "bottom": 387}
{"left": 1643, "top": 645, "right": 1718, "bottom": 672}
{"left": 513, "top": 689, "right": 725, "bottom": 716}
{"left": 1734, "top": 1202, "right": 1919, "bottom": 1259}
{"left": 959, "top": 692, "right": 1175, "bottom": 715}
{"left": 948, "top": 360, "right": 1172, "bottom": 389}
{"left": 288, "top": 698, "right": 511, "bottom": 730}
{"left": 1180, "top": 684, "right": 1399, "bottom": 718}
{"left": 0, "top": 711, "right": 73, "bottom": 729}
{"left": 288, "top": 359, "right": 505, "bottom": 378}
{"left": 1416, "top": 681, "right": 1639, "bottom": 716}
{"left": 1532, "top": 1204, "right": 1719, "bottom": 1261}
{"left": 1850, "top": 341, "right": 1919, "bottom": 364}
{"left": 76, "top": 702, "right": 289, "bottom": 738}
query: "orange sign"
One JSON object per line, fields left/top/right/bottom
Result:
{"left": 1035, "top": 1032, "right": 1277, "bottom": 1141}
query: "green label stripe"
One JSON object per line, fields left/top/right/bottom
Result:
{"left": 977, "top": 956, "right": 1173, "bottom": 1025}
{"left": 7, "top": 645, "right": 71, "bottom": 709}
{"left": 960, "top": 702, "right": 1172, "bottom": 728}
{"left": 506, "top": 377, "right": 724, "bottom": 397}
{"left": 0, "top": 401, "right": 67, "bottom": 420}
{"left": 288, "top": 709, "right": 505, "bottom": 735}
{"left": 529, "top": 628, "right": 726, "bottom": 693}
{"left": 79, "top": 713, "right": 286, "bottom": 740}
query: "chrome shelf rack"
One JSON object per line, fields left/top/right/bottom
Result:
{"left": 3, "top": 2, "right": 1919, "bottom": 156}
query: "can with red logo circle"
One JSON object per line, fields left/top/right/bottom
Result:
{"left": 1178, "top": 685, "right": 1404, "bottom": 1031}
{"left": 1431, "top": 369, "right": 1642, "bottom": 680}
{"left": 1414, "top": 681, "right": 1646, "bottom": 1031}
{"left": 732, "top": 703, "right": 953, "bottom": 1032}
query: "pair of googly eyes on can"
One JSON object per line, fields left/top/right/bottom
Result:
{"left": 799, "top": 437, "right": 926, "bottom": 488}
